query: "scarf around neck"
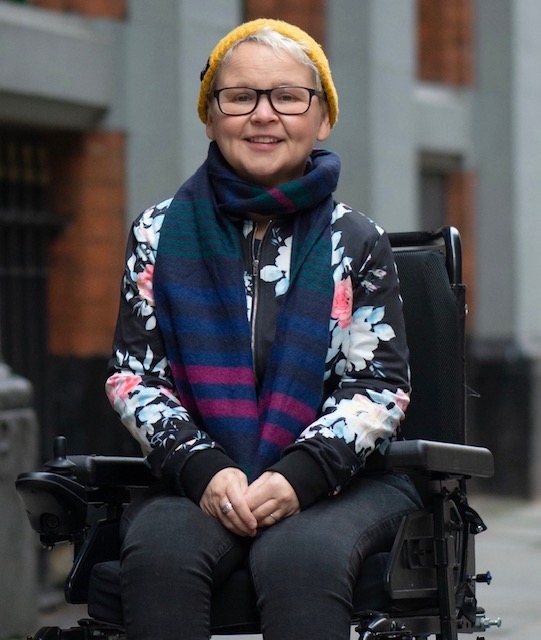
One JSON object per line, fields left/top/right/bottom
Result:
{"left": 154, "top": 142, "right": 341, "bottom": 480}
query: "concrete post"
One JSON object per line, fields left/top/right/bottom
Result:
{"left": 0, "top": 361, "right": 39, "bottom": 638}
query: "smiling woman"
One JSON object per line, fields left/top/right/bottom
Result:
{"left": 105, "top": 17, "right": 421, "bottom": 640}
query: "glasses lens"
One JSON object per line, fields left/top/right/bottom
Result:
{"left": 218, "top": 88, "right": 258, "bottom": 115}
{"left": 270, "top": 87, "right": 312, "bottom": 114}
{"left": 217, "top": 87, "right": 313, "bottom": 115}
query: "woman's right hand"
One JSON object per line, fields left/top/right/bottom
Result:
{"left": 200, "top": 467, "right": 258, "bottom": 537}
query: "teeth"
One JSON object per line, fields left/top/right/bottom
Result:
{"left": 249, "top": 137, "right": 279, "bottom": 143}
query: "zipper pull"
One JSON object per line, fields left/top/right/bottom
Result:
{"left": 252, "top": 258, "right": 259, "bottom": 277}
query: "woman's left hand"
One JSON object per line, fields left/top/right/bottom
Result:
{"left": 244, "top": 471, "right": 300, "bottom": 527}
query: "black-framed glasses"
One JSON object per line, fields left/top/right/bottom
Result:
{"left": 213, "top": 86, "right": 323, "bottom": 116}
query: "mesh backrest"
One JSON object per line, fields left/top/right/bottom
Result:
{"left": 394, "top": 249, "right": 466, "bottom": 444}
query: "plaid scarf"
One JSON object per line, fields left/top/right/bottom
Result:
{"left": 154, "top": 142, "right": 340, "bottom": 480}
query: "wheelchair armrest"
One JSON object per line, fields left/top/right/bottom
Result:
{"left": 379, "top": 439, "right": 494, "bottom": 478}
{"left": 67, "top": 455, "right": 154, "bottom": 488}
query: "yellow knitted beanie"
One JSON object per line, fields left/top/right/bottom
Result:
{"left": 198, "top": 18, "right": 339, "bottom": 127}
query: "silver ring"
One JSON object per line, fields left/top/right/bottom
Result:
{"left": 221, "top": 501, "right": 234, "bottom": 515}
{"left": 269, "top": 513, "right": 278, "bottom": 523}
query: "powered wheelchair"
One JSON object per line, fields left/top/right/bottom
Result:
{"left": 17, "top": 226, "right": 500, "bottom": 640}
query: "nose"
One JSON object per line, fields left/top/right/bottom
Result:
{"left": 251, "top": 93, "right": 278, "bottom": 120}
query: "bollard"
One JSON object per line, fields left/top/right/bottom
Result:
{"left": 0, "top": 363, "right": 39, "bottom": 639}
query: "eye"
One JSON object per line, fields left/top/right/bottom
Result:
{"left": 229, "top": 90, "right": 256, "bottom": 104}
{"left": 273, "top": 88, "right": 305, "bottom": 103}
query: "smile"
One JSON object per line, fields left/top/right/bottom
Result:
{"left": 247, "top": 136, "right": 282, "bottom": 143}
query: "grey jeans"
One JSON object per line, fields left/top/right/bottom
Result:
{"left": 119, "top": 471, "right": 422, "bottom": 640}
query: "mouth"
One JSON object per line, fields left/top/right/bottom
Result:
{"left": 246, "top": 136, "right": 283, "bottom": 144}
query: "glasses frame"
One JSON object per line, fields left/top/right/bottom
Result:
{"left": 213, "top": 86, "right": 324, "bottom": 116}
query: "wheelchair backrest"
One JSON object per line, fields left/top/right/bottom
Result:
{"left": 389, "top": 227, "right": 466, "bottom": 445}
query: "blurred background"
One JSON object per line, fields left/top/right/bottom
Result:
{"left": 0, "top": 0, "right": 540, "bottom": 637}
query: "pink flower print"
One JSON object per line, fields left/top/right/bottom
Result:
{"left": 137, "top": 265, "right": 154, "bottom": 304}
{"left": 332, "top": 277, "right": 353, "bottom": 328}
{"left": 105, "top": 373, "right": 143, "bottom": 404}
{"left": 394, "top": 388, "right": 410, "bottom": 414}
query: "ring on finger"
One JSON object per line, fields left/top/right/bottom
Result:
{"left": 269, "top": 512, "right": 278, "bottom": 523}
{"left": 221, "top": 501, "right": 234, "bottom": 515}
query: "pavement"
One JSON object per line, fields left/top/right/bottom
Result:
{"left": 468, "top": 494, "right": 541, "bottom": 640}
{"left": 36, "top": 493, "right": 541, "bottom": 639}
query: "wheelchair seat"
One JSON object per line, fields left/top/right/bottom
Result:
{"left": 16, "top": 226, "right": 500, "bottom": 640}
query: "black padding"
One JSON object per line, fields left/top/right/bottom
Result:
{"left": 395, "top": 250, "right": 465, "bottom": 444}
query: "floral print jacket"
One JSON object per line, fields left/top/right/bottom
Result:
{"left": 106, "top": 199, "right": 410, "bottom": 508}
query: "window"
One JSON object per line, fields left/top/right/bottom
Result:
{"left": 417, "top": 0, "right": 474, "bottom": 86}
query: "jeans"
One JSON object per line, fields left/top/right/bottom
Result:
{"left": 119, "top": 472, "right": 422, "bottom": 640}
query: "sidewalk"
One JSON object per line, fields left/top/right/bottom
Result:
{"left": 467, "top": 494, "right": 541, "bottom": 640}
{"left": 38, "top": 494, "right": 541, "bottom": 639}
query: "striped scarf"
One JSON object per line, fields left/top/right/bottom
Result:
{"left": 154, "top": 142, "right": 340, "bottom": 480}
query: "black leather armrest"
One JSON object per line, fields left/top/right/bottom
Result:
{"left": 67, "top": 455, "right": 154, "bottom": 488}
{"left": 380, "top": 440, "right": 494, "bottom": 478}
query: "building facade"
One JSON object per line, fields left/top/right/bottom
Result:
{"left": 0, "top": 0, "right": 540, "bottom": 496}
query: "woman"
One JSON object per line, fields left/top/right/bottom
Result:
{"left": 106, "top": 18, "right": 421, "bottom": 640}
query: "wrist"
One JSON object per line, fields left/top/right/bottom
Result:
{"left": 180, "top": 449, "right": 240, "bottom": 504}
{"left": 268, "top": 450, "right": 329, "bottom": 509}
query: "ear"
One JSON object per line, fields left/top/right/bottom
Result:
{"left": 205, "top": 107, "right": 216, "bottom": 141}
{"left": 316, "top": 106, "right": 331, "bottom": 141}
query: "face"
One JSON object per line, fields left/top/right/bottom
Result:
{"left": 206, "top": 41, "right": 331, "bottom": 189}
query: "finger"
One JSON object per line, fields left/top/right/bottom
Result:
{"left": 244, "top": 475, "right": 276, "bottom": 512}
{"left": 201, "top": 468, "right": 247, "bottom": 517}
{"left": 227, "top": 485, "right": 258, "bottom": 533}
{"left": 220, "top": 500, "right": 257, "bottom": 537}
{"left": 247, "top": 474, "right": 300, "bottom": 517}
{"left": 255, "top": 511, "right": 281, "bottom": 528}
{"left": 219, "top": 484, "right": 257, "bottom": 536}
{"left": 250, "top": 499, "right": 279, "bottom": 524}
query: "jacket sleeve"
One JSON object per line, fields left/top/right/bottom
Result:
{"left": 270, "top": 207, "right": 410, "bottom": 507}
{"left": 105, "top": 202, "right": 237, "bottom": 502}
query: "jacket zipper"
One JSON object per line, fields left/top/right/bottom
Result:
{"left": 250, "top": 222, "right": 272, "bottom": 386}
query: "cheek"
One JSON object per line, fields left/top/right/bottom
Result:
{"left": 206, "top": 110, "right": 241, "bottom": 143}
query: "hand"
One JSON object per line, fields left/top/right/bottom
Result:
{"left": 245, "top": 471, "right": 300, "bottom": 528}
{"left": 200, "top": 468, "right": 258, "bottom": 537}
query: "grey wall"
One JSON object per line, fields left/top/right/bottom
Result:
{"left": 474, "top": 0, "right": 541, "bottom": 354}
{"left": 327, "top": 0, "right": 417, "bottom": 232}
{"left": 0, "top": 2, "right": 121, "bottom": 128}
{"left": 512, "top": 0, "right": 541, "bottom": 356}
{"left": 124, "top": 0, "right": 242, "bottom": 219}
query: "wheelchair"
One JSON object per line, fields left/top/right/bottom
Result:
{"left": 17, "top": 226, "right": 500, "bottom": 640}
